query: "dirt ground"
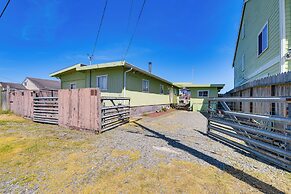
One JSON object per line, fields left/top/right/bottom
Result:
{"left": 0, "top": 110, "right": 290, "bottom": 193}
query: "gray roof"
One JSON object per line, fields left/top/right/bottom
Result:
{"left": 26, "top": 77, "right": 61, "bottom": 90}
{"left": 0, "top": 82, "right": 27, "bottom": 90}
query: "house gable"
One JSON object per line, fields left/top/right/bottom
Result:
{"left": 233, "top": 0, "right": 282, "bottom": 87}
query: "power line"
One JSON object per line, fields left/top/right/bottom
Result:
{"left": 89, "top": 0, "right": 108, "bottom": 64}
{"left": 0, "top": 0, "right": 11, "bottom": 19}
{"left": 122, "top": 0, "right": 147, "bottom": 60}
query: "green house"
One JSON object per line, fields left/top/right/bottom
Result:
{"left": 233, "top": 0, "right": 291, "bottom": 87}
{"left": 50, "top": 61, "right": 224, "bottom": 112}
{"left": 174, "top": 83, "right": 225, "bottom": 112}
{"left": 50, "top": 61, "right": 179, "bottom": 107}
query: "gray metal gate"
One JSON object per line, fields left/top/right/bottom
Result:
{"left": 33, "top": 97, "right": 58, "bottom": 125}
{"left": 208, "top": 97, "right": 291, "bottom": 171}
{"left": 101, "top": 97, "right": 130, "bottom": 132}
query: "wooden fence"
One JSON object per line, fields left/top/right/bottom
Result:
{"left": 9, "top": 90, "right": 34, "bottom": 118}
{"left": 4, "top": 88, "right": 132, "bottom": 133}
{"left": 58, "top": 88, "right": 102, "bottom": 132}
{"left": 101, "top": 97, "right": 130, "bottom": 132}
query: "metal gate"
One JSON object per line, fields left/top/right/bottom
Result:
{"left": 33, "top": 97, "right": 58, "bottom": 125}
{"left": 101, "top": 97, "right": 130, "bottom": 132}
{"left": 208, "top": 97, "right": 291, "bottom": 171}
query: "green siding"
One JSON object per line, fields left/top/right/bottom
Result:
{"left": 88, "top": 67, "right": 124, "bottom": 93}
{"left": 126, "top": 71, "right": 171, "bottom": 95}
{"left": 234, "top": 0, "right": 281, "bottom": 87}
{"left": 59, "top": 70, "right": 86, "bottom": 89}
{"left": 188, "top": 87, "right": 218, "bottom": 112}
{"left": 57, "top": 67, "right": 179, "bottom": 106}
{"left": 126, "top": 70, "right": 177, "bottom": 106}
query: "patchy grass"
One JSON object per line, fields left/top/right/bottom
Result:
{"left": 0, "top": 113, "right": 27, "bottom": 124}
{"left": 0, "top": 114, "right": 290, "bottom": 193}
{"left": 82, "top": 160, "right": 257, "bottom": 194}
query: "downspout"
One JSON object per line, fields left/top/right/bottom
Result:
{"left": 123, "top": 62, "right": 133, "bottom": 97}
{"left": 89, "top": 70, "right": 92, "bottom": 88}
{"left": 279, "top": 0, "right": 287, "bottom": 73}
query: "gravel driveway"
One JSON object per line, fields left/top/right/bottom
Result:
{"left": 105, "top": 110, "right": 290, "bottom": 193}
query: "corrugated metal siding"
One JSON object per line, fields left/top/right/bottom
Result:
{"left": 234, "top": 0, "right": 281, "bottom": 87}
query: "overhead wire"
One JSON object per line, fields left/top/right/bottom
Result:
{"left": 0, "top": 0, "right": 11, "bottom": 19}
{"left": 89, "top": 0, "right": 109, "bottom": 63}
{"left": 122, "top": 0, "right": 147, "bottom": 60}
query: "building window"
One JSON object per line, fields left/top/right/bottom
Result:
{"left": 160, "top": 84, "right": 164, "bottom": 94}
{"left": 197, "top": 90, "right": 209, "bottom": 97}
{"left": 258, "top": 22, "right": 268, "bottom": 56}
{"left": 142, "top": 79, "right": 149, "bottom": 92}
{"left": 239, "top": 102, "right": 242, "bottom": 112}
{"left": 250, "top": 87, "right": 253, "bottom": 97}
{"left": 96, "top": 75, "right": 108, "bottom": 91}
{"left": 70, "top": 83, "right": 76, "bottom": 89}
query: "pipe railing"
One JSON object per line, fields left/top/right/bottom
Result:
{"left": 207, "top": 97, "right": 291, "bottom": 171}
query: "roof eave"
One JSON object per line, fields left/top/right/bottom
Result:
{"left": 232, "top": 1, "right": 247, "bottom": 67}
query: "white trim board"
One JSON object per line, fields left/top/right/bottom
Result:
{"left": 279, "top": 0, "right": 287, "bottom": 73}
{"left": 246, "top": 55, "right": 280, "bottom": 80}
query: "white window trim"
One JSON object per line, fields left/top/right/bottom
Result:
{"left": 70, "top": 82, "right": 76, "bottom": 89}
{"left": 160, "top": 84, "right": 164, "bottom": 94}
{"left": 197, "top": 90, "right": 209, "bottom": 98}
{"left": 96, "top": 75, "right": 108, "bottom": 91}
{"left": 142, "top": 79, "right": 149, "bottom": 93}
{"left": 257, "top": 21, "right": 269, "bottom": 57}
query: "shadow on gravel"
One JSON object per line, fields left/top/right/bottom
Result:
{"left": 134, "top": 121, "right": 284, "bottom": 194}
{"left": 195, "top": 130, "right": 281, "bottom": 170}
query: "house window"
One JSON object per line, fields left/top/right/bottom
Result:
{"left": 142, "top": 79, "right": 149, "bottom": 92}
{"left": 160, "top": 84, "right": 164, "bottom": 94}
{"left": 96, "top": 75, "right": 108, "bottom": 91}
{"left": 258, "top": 22, "right": 268, "bottom": 56}
{"left": 197, "top": 90, "right": 209, "bottom": 97}
{"left": 242, "top": 54, "right": 245, "bottom": 72}
{"left": 70, "top": 83, "right": 76, "bottom": 89}
{"left": 250, "top": 88, "right": 253, "bottom": 97}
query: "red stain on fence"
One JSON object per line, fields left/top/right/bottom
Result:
{"left": 58, "top": 88, "right": 101, "bottom": 132}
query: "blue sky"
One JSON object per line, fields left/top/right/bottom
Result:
{"left": 0, "top": 0, "right": 242, "bottom": 93}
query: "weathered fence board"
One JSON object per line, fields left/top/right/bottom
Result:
{"left": 58, "top": 88, "right": 101, "bottom": 132}
{"left": 10, "top": 91, "right": 34, "bottom": 118}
